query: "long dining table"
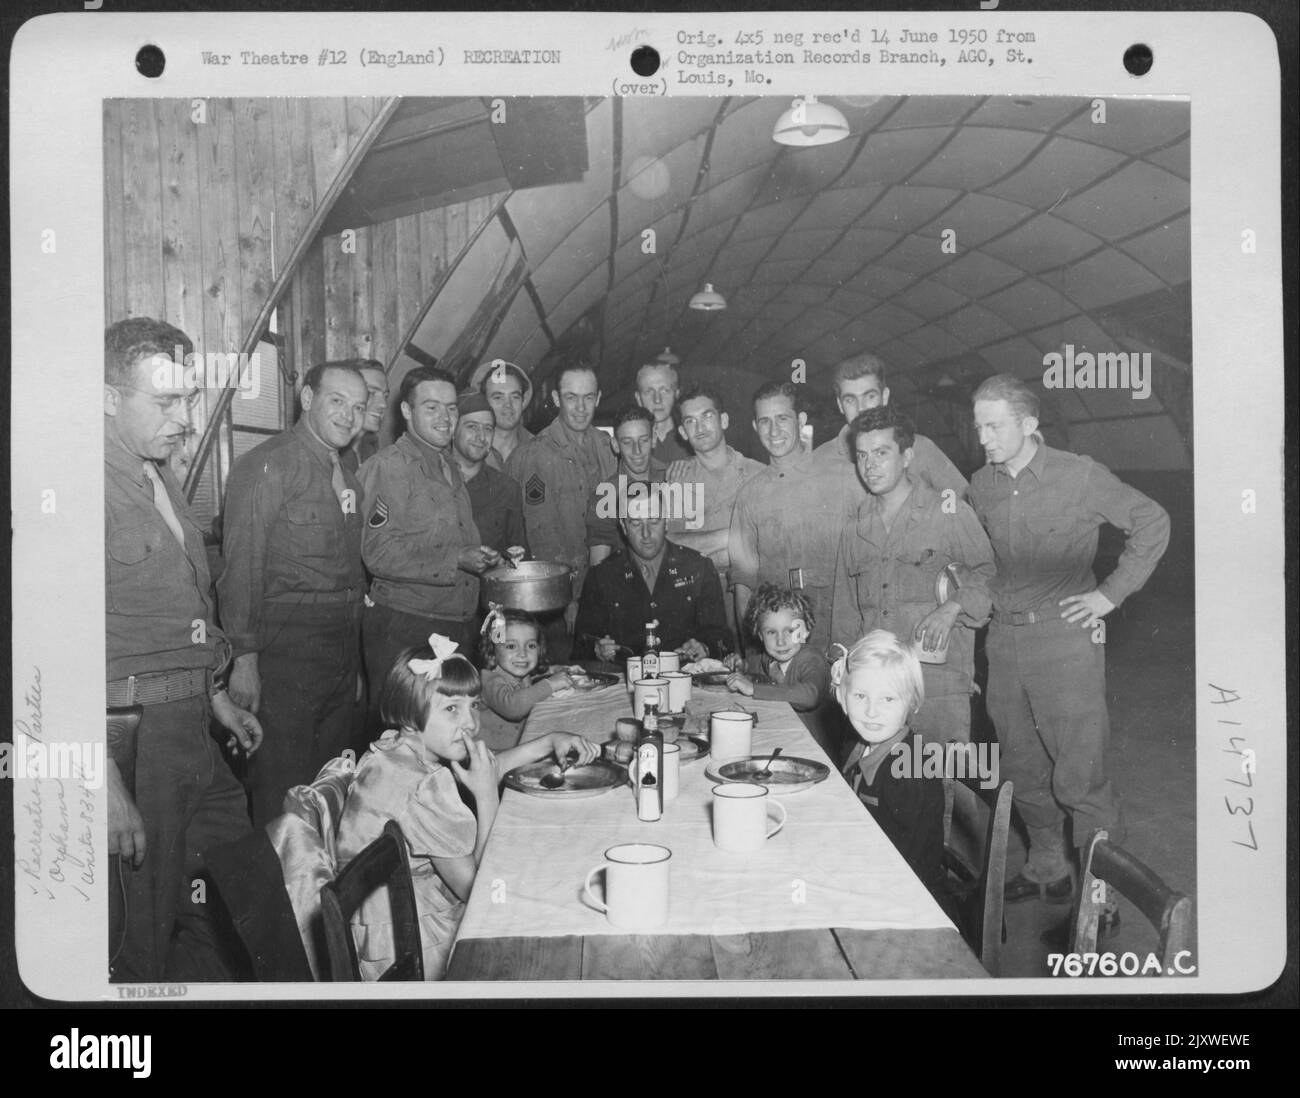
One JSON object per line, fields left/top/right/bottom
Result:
{"left": 446, "top": 674, "right": 987, "bottom": 982}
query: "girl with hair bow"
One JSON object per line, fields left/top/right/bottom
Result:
{"left": 335, "top": 632, "right": 594, "bottom": 979}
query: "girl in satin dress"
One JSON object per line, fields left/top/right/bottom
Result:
{"left": 336, "top": 635, "right": 595, "bottom": 979}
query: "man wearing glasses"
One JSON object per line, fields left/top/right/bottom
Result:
{"left": 829, "top": 405, "right": 995, "bottom": 744}
{"left": 104, "top": 318, "right": 262, "bottom": 981}
{"left": 219, "top": 360, "right": 370, "bottom": 824}
{"left": 506, "top": 360, "right": 617, "bottom": 660}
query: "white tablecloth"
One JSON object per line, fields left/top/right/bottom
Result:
{"left": 454, "top": 684, "right": 955, "bottom": 942}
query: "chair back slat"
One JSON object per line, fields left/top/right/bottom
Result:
{"left": 320, "top": 820, "right": 424, "bottom": 981}
{"left": 942, "top": 777, "right": 1013, "bottom": 977}
{"left": 1075, "top": 830, "right": 1194, "bottom": 972}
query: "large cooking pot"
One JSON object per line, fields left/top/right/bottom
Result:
{"left": 480, "top": 560, "right": 573, "bottom": 613}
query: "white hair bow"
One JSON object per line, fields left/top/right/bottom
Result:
{"left": 829, "top": 643, "right": 849, "bottom": 688}
{"left": 409, "top": 634, "right": 460, "bottom": 679}
{"left": 480, "top": 603, "right": 507, "bottom": 646}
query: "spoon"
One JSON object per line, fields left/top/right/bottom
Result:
{"left": 539, "top": 749, "right": 580, "bottom": 789}
{"left": 756, "top": 747, "right": 784, "bottom": 778}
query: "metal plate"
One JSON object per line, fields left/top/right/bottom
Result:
{"left": 706, "top": 755, "right": 830, "bottom": 794}
{"left": 564, "top": 669, "right": 622, "bottom": 691}
{"left": 673, "top": 734, "right": 710, "bottom": 763}
{"left": 690, "top": 671, "right": 732, "bottom": 686}
{"left": 504, "top": 758, "right": 627, "bottom": 798}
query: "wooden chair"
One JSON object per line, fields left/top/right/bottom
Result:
{"left": 942, "top": 777, "right": 1014, "bottom": 977}
{"left": 1074, "top": 830, "right": 1194, "bottom": 972}
{"left": 320, "top": 819, "right": 424, "bottom": 981}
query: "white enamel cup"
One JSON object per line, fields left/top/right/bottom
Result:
{"left": 662, "top": 671, "right": 692, "bottom": 713}
{"left": 582, "top": 843, "right": 671, "bottom": 929}
{"left": 625, "top": 656, "right": 643, "bottom": 692}
{"left": 658, "top": 650, "right": 681, "bottom": 674}
{"left": 709, "top": 709, "right": 755, "bottom": 759}
{"left": 633, "top": 677, "right": 670, "bottom": 719}
{"left": 711, "top": 783, "right": 787, "bottom": 853}
{"left": 662, "top": 742, "right": 681, "bottom": 803}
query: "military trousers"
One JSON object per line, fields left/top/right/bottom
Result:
{"left": 985, "top": 615, "right": 1125, "bottom": 882}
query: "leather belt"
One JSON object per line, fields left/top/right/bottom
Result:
{"left": 265, "top": 589, "right": 363, "bottom": 605}
{"left": 993, "top": 608, "right": 1052, "bottom": 626}
{"left": 106, "top": 667, "right": 211, "bottom": 707}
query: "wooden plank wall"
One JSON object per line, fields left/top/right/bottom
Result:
{"left": 300, "top": 194, "right": 502, "bottom": 373}
{"left": 104, "top": 96, "right": 385, "bottom": 352}
{"left": 104, "top": 96, "right": 387, "bottom": 521}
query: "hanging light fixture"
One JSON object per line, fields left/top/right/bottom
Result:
{"left": 626, "top": 154, "right": 671, "bottom": 200}
{"left": 655, "top": 346, "right": 681, "bottom": 365}
{"left": 688, "top": 283, "right": 727, "bottom": 311}
{"left": 772, "top": 96, "right": 850, "bottom": 146}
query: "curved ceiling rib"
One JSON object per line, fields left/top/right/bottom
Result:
{"left": 383, "top": 94, "right": 1190, "bottom": 471}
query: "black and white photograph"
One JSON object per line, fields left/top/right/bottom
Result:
{"left": 5, "top": 7, "right": 1289, "bottom": 1016}
{"left": 96, "top": 90, "right": 1196, "bottom": 985}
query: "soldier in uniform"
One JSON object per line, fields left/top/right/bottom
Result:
{"left": 340, "top": 358, "right": 389, "bottom": 474}
{"left": 506, "top": 360, "right": 617, "bottom": 660}
{"left": 104, "top": 317, "right": 261, "bottom": 981}
{"left": 220, "top": 360, "right": 369, "bottom": 826}
{"left": 664, "top": 385, "right": 764, "bottom": 648}
{"left": 829, "top": 406, "right": 995, "bottom": 743}
{"left": 969, "top": 374, "right": 1170, "bottom": 907}
{"left": 359, "top": 366, "right": 500, "bottom": 730}
{"left": 814, "top": 352, "right": 968, "bottom": 499}
{"left": 729, "top": 381, "right": 851, "bottom": 655}
{"left": 586, "top": 405, "right": 667, "bottom": 567}
{"left": 451, "top": 390, "right": 528, "bottom": 558}
{"left": 470, "top": 358, "right": 534, "bottom": 469}
{"left": 635, "top": 360, "right": 691, "bottom": 464}
{"left": 575, "top": 496, "right": 730, "bottom": 663}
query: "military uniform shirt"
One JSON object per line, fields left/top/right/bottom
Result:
{"left": 506, "top": 418, "right": 617, "bottom": 598}
{"left": 729, "top": 446, "right": 853, "bottom": 595}
{"left": 574, "top": 542, "right": 730, "bottom": 660}
{"left": 969, "top": 443, "right": 1170, "bottom": 616}
{"left": 464, "top": 463, "right": 528, "bottom": 558}
{"left": 585, "top": 457, "right": 668, "bottom": 552}
{"left": 830, "top": 478, "right": 995, "bottom": 693}
{"left": 665, "top": 445, "right": 764, "bottom": 579}
{"left": 218, "top": 418, "right": 365, "bottom": 658}
{"left": 359, "top": 434, "right": 483, "bottom": 621}
{"left": 105, "top": 434, "right": 227, "bottom": 681}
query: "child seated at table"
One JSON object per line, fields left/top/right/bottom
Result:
{"left": 336, "top": 633, "right": 595, "bottom": 980}
{"left": 725, "top": 584, "right": 846, "bottom": 763}
{"left": 477, "top": 605, "right": 575, "bottom": 750}
{"left": 832, "top": 629, "right": 946, "bottom": 905}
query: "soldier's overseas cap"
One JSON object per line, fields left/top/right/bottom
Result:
{"left": 457, "top": 391, "right": 494, "bottom": 417}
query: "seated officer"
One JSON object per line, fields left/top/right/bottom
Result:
{"left": 574, "top": 489, "right": 730, "bottom": 663}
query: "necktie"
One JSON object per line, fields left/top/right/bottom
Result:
{"left": 328, "top": 450, "right": 349, "bottom": 506}
{"left": 142, "top": 462, "right": 186, "bottom": 547}
{"left": 338, "top": 445, "right": 359, "bottom": 477}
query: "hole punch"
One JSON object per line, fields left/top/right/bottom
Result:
{"left": 1123, "top": 43, "right": 1153, "bottom": 76}
{"left": 630, "top": 45, "right": 660, "bottom": 77}
{"left": 135, "top": 44, "right": 166, "bottom": 78}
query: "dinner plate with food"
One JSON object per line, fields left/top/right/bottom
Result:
{"left": 704, "top": 754, "right": 830, "bottom": 795}
{"left": 681, "top": 657, "right": 732, "bottom": 686}
{"left": 503, "top": 757, "right": 627, "bottom": 798}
